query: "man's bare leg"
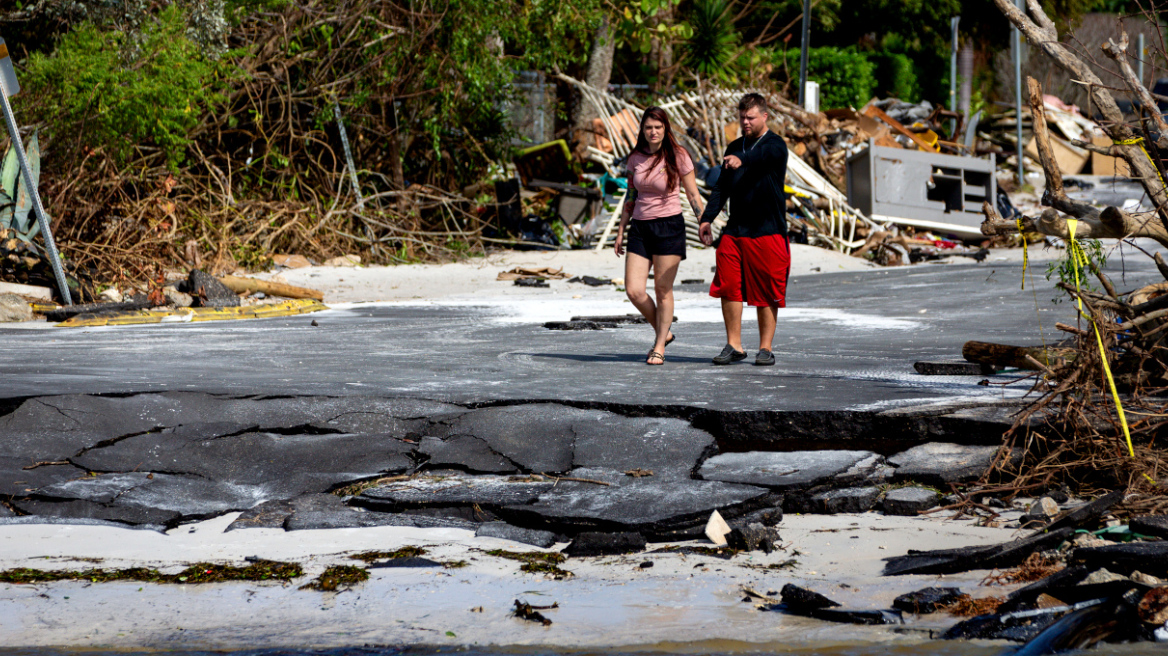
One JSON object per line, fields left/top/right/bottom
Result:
{"left": 757, "top": 305, "right": 777, "bottom": 351}
{"left": 721, "top": 298, "right": 743, "bottom": 351}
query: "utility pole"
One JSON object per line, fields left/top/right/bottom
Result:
{"left": 798, "top": 0, "right": 811, "bottom": 107}
{"left": 1013, "top": 0, "right": 1024, "bottom": 188}
{"left": 1139, "top": 32, "right": 1146, "bottom": 89}
{"left": 950, "top": 17, "right": 960, "bottom": 136}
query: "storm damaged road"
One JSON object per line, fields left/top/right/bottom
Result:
{"left": 0, "top": 263, "right": 1121, "bottom": 407}
{"left": 1, "top": 262, "right": 1136, "bottom": 533}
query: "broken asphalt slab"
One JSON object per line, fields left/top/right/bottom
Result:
{"left": 502, "top": 467, "right": 778, "bottom": 538}
{"left": 887, "top": 443, "right": 1003, "bottom": 486}
{"left": 881, "top": 487, "right": 940, "bottom": 516}
{"left": 475, "top": 522, "right": 557, "bottom": 548}
{"left": 697, "top": 450, "right": 879, "bottom": 490}
{"left": 786, "top": 486, "right": 881, "bottom": 514}
{"left": 0, "top": 392, "right": 1045, "bottom": 531}
{"left": 357, "top": 474, "right": 555, "bottom": 508}
{"left": 0, "top": 396, "right": 750, "bottom": 532}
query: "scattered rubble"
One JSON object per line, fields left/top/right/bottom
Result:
{"left": 881, "top": 486, "right": 940, "bottom": 516}
{"left": 8, "top": 390, "right": 1168, "bottom": 651}
{"left": 512, "top": 599, "right": 556, "bottom": 626}
{"left": 476, "top": 522, "right": 558, "bottom": 549}
{"left": 564, "top": 531, "right": 646, "bottom": 557}
{"left": 725, "top": 523, "right": 780, "bottom": 553}
{"left": 769, "top": 584, "right": 903, "bottom": 626}
{"left": 893, "top": 587, "right": 965, "bottom": 614}
{"left": 887, "top": 443, "right": 1003, "bottom": 486}
{"left": 883, "top": 528, "right": 1074, "bottom": 576}
{"left": 1131, "top": 515, "right": 1168, "bottom": 540}
{"left": 698, "top": 451, "right": 880, "bottom": 490}
{"left": 0, "top": 293, "right": 32, "bottom": 322}
{"left": 786, "top": 486, "right": 880, "bottom": 515}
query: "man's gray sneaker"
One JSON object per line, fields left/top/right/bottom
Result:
{"left": 712, "top": 344, "right": 747, "bottom": 365}
{"left": 754, "top": 349, "right": 775, "bottom": 366}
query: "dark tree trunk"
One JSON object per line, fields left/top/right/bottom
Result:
{"left": 572, "top": 15, "right": 617, "bottom": 150}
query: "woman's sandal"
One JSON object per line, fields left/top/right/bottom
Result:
{"left": 646, "top": 351, "right": 665, "bottom": 365}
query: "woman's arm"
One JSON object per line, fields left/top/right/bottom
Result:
{"left": 614, "top": 185, "right": 638, "bottom": 256}
{"left": 680, "top": 170, "right": 704, "bottom": 219}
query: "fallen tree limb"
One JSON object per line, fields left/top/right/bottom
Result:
{"left": 963, "top": 341, "right": 1076, "bottom": 370}
{"left": 218, "top": 276, "right": 325, "bottom": 301}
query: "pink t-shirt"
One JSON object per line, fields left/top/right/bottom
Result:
{"left": 627, "top": 147, "right": 694, "bottom": 220}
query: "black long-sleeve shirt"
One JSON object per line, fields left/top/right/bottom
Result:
{"left": 698, "top": 132, "right": 789, "bottom": 238}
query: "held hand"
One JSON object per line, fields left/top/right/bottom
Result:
{"left": 614, "top": 230, "right": 625, "bottom": 256}
{"left": 723, "top": 154, "right": 742, "bottom": 170}
{"left": 699, "top": 223, "right": 713, "bottom": 246}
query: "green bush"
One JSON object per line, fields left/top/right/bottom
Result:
{"left": 782, "top": 47, "right": 875, "bottom": 109}
{"left": 863, "top": 51, "right": 920, "bottom": 103}
{"left": 20, "top": 5, "right": 228, "bottom": 167}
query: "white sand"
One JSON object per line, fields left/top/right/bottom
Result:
{"left": 0, "top": 510, "right": 1027, "bottom": 649}
{"left": 259, "top": 245, "right": 878, "bottom": 303}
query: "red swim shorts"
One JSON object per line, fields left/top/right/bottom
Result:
{"left": 709, "top": 233, "right": 791, "bottom": 307}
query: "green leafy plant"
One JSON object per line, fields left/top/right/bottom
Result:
{"left": 616, "top": 0, "right": 693, "bottom": 56}
{"left": 782, "top": 47, "right": 875, "bottom": 109}
{"left": 864, "top": 51, "right": 919, "bottom": 102}
{"left": 685, "top": 0, "right": 737, "bottom": 78}
{"left": 0, "top": 131, "right": 41, "bottom": 246}
{"left": 21, "top": 5, "right": 230, "bottom": 167}
{"left": 1046, "top": 238, "right": 1107, "bottom": 303}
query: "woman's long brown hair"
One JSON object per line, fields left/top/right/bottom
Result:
{"left": 632, "top": 106, "right": 682, "bottom": 192}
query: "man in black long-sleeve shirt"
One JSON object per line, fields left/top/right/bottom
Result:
{"left": 698, "top": 93, "right": 790, "bottom": 366}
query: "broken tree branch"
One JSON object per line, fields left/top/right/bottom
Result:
{"left": 1101, "top": 33, "right": 1168, "bottom": 149}
{"left": 994, "top": 0, "right": 1168, "bottom": 232}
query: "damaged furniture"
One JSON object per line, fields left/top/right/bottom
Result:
{"left": 847, "top": 142, "right": 997, "bottom": 238}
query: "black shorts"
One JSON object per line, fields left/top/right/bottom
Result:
{"left": 626, "top": 214, "right": 687, "bottom": 260}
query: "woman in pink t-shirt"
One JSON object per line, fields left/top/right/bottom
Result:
{"left": 614, "top": 107, "right": 705, "bottom": 365}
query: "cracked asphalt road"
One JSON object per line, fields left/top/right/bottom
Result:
{"left": 3, "top": 262, "right": 1144, "bottom": 410}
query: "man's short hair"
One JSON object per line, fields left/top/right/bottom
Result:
{"left": 738, "top": 93, "right": 768, "bottom": 115}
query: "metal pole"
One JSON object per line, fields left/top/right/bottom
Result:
{"left": 798, "top": 0, "right": 811, "bottom": 107}
{"left": 1139, "top": 32, "right": 1146, "bottom": 89}
{"left": 950, "top": 17, "right": 960, "bottom": 136}
{"left": 333, "top": 100, "right": 363, "bottom": 210}
{"left": 1013, "top": 0, "right": 1024, "bottom": 188}
{"left": 0, "top": 77, "right": 71, "bottom": 305}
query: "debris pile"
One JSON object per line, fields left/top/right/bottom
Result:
{"left": 0, "top": 267, "right": 327, "bottom": 326}
{"left": 544, "top": 72, "right": 1011, "bottom": 266}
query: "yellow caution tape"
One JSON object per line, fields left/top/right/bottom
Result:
{"left": 1018, "top": 216, "right": 1049, "bottom": 355}
{"left": 1114, "top": 136, "right": 1166, "bottom": 189}
{"left": 55, "top": 298, "right": 328, "bottom": 327}
{"left": 30, "top": 302, "right": 60, "bottom": 314}
{"left": 1066, "top": 218, "right": 1135, "bottom": 459}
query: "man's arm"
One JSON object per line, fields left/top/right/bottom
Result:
{"left": 699, "top": 145, "right": 735, "bottom": 224}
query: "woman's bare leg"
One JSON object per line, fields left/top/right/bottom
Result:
{"left": 625, "top": 252, "right": 657, "bottom": 331}
{"left": 650, "top": 254, "right": 682, "bottom": 358}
